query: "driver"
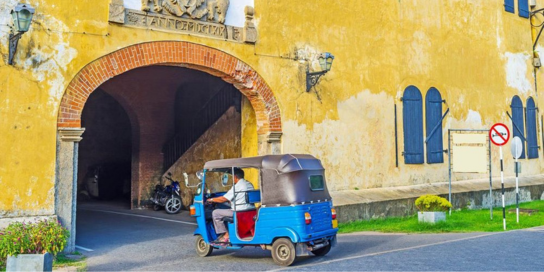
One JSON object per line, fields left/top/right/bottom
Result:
{"left": 206, "top": 168, "right": 254, "bottom": 243}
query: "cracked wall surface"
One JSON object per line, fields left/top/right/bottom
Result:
{"left": 2, "top": 0, "right": 544, "bottom": 217}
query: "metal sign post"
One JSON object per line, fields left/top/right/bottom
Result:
{"left": 489, "top": 123, "right": 510, "bottom": 231}
{"left": 448, "top": 129, "right": 492, "bottom": 218}
{"left": 511, "top": 136, "right": 523, "bottom": 223}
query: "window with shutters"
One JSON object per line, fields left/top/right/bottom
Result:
{"left": 511, "top": 95, "right": 526, "bottom": 158}
{"left": 526, "top": 97, "right": 538, "bottom": 159}
{"left": 425, "top": 88, "right": 444, "bottom": 164}
{"left": 518, "top": 0, "right": 529, "bottom": 18}
{"left": 505, "top": 0, "right": 515, "bottom": 13}
{"left": 402, "top": 86, "right": 424, "bottom": 164}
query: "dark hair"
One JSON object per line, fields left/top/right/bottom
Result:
{"left": 233, "top": 168, "right": 245, "bottom": 179}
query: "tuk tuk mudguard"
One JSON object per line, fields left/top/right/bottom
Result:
{"left": 268, "top": 228, "right": 300, "bottom": 243}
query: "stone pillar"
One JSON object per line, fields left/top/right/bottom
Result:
{"left": 258, "top": 132, "right": 282, "bottom": 155}
{"left": 56, "top": 128, "right": 85, "bottom": 253}
{"left": 267, "top": 132, "right": 282, "bottom": 154}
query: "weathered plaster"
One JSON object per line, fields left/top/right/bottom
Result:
{"left": 465, "top": 110, "right": 483, "bottom": 126}
{"left": 504, "top": 52, "right": 532, "bottom": 94}
{"left": 2, "top": 0, "right": 544, "bottom": 220}
{"left": 283, "top": 90, "right": 396, "bottom": 191}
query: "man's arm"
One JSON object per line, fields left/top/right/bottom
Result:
{"left": 208, "top": 186, "right": 234, "bottom": 203}
{"left": 208, "top": 196, "right": 228, "bottom": 203}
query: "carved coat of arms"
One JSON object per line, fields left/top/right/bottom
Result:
{"left": 142, "top": 0, "right": 230, "bottom": 24}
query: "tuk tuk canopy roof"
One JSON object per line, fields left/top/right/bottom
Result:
{"left": 203, "top": 154, "right": 324, "bottom": 174}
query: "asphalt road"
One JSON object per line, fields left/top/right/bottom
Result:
{"left": 76, "top": 201, "right": 544, "bottom": 271}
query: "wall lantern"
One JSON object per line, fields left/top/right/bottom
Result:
{"left": 8, "top": 3, "right": 35, "bottom": 65}
{"left": 306, "top": 52, "right": 334, "bottom": 92}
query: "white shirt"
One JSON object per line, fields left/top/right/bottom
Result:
{"left": 223, "top": 178, "right": 255, "bottom": 211}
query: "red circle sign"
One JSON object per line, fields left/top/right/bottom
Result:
{"left": 489, "top": 123, "right": 510, "bottom": 146}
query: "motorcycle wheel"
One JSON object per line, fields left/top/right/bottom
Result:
{"left": 153, "top": 204, "right": 161, "bottom": 211}
{"left": 165, "top": 196, "right": 182, "bottom": 214}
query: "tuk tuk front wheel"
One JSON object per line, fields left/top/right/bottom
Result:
{"left": 311, "top": 243, "right": 331, "bottom": 256}
{"left": 271, "top": 238, "right": 296, "bottom": 266}
{"left": 195, "top": 235, "right": 213, "bottom": 257}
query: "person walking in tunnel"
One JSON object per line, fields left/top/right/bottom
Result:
{"left": 206, "top": 168, "right": 254, "bottom": 243}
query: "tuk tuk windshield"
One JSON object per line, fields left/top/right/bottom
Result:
{"left": 204, "top": 168, "right": 259, "bottom": 192}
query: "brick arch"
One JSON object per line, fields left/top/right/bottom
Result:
{"left": 57, "top": 41, "right": 281, "bottom": 135}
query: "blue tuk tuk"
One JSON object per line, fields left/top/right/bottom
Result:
{"left": 187, "top": 154, "right": 338, "bottom": 266}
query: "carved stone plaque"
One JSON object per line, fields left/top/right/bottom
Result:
{"left": 123, "top": 9, "right": 242, "bottom": 42}
{"left": 108, "top": 0, "right": 255, "bottom": 43}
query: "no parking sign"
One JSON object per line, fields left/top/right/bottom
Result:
{"left": 489, "top": 123, "right": 510, "bottom": 146}
{"left": 489, "top": 122, "right": 510, "bottom": 230}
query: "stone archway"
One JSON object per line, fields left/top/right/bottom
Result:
{"left": 58, "top": 41, "right": 281, "bottom": 137}
{"left": 55, "top": 41, "right": 282, "bottom": 252}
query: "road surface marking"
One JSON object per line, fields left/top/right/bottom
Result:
{"left": 274, "top": 232, "right": 502, "bottom": 271}
{"left": 75, "top": 245, "right": 94, "bottom": 252}
{"left": 80, "top": 209, "right": 198, "bottom": 226}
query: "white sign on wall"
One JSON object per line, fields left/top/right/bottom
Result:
{"left": 452, "top": 133, "right": 488, "bottom": 173}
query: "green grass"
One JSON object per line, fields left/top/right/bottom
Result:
{"left": 53, "top": 252, "right": 87, "bottom": 272}
{"left": 339, "top": 200, "right": 544, "bottom": 234}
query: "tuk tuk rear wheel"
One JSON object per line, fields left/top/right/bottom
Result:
{"left": 311, "top": 243, "right": 331, "bottom": 256}
{"left": 195, "top": 235, "right": 213, "bottom": 257}
{"left": 271, "top": 238, "right": 296, "bottom": 266}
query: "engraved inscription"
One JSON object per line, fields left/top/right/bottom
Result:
{"left": 124, "top": 9, "right": 240, "bottom": 41}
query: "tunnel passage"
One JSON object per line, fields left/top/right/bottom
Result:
{"left": 76, "top": 66, "right": 243, "bottom": 208}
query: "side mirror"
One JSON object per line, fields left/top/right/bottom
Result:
{"left": 222, "top": 173, "right": 229, "bottom": 186}
{"left": 167, "top": 172, "right": 172, "bottom": 177}
{"left": 183, "top": 172, "right": 189, "bottom": 187}
{"left": 184, "top": 171, "right": 202, "bottom": 188}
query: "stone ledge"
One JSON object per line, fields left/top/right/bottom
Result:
{"left": 331, "top": 174, "right": 544, "bottom": 206}
{"left": 332, "top": 174, "right": 544, "bottom": 222}
{"left": 0, "top": 215, "right": 58, "bottom": 230}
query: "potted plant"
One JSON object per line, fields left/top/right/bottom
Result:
{"left": 415, "top": 195, "right": 452, "bottom": 224}
{"left": 0, "top": 219, "right": 69, "bottom": 271}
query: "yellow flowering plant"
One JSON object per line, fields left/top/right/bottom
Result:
{"left": 0, "top": 219, "right": 69, "bottom": 269}
{"left": 415, "top": 195, "right": 452, "bottom": 212}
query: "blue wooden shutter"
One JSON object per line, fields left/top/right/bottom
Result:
{"left": 518, "top": 0, "right": 530, "bottom": 18}
{"left": 425, "top": 88, "right": 444, "bottom": 164}
{"left": 403, "top": 86, "right": 424, "bottom": 164}
{"left": 511, "top": 96, "right": 526, "bottom": 158}
{"left": 505, "top": 0, "right": 515, "bottom": 13}
{"left": 526, "top": 97, "right": 538, "bottom": 158}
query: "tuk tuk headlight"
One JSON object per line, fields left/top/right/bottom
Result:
{"left": 190, "top": 205, "right": 196, "bottom": 216}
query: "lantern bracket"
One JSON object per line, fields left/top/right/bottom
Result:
{"left": 8, "top": 32, "right": 23, "bottom": 65}
{"left": 305, "top": 52, "right": 335, "bottom": 92}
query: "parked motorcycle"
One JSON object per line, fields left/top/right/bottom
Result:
{"left": 150, "top": 172, "right": 183, "bottom": 214}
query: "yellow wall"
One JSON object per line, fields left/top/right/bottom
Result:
{"left": 2, "top": 0, "right": 544, "bottom": 216}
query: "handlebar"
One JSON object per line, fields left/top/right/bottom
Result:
{"left": 164, "top": 175, "right": 176, "bottom": 183}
